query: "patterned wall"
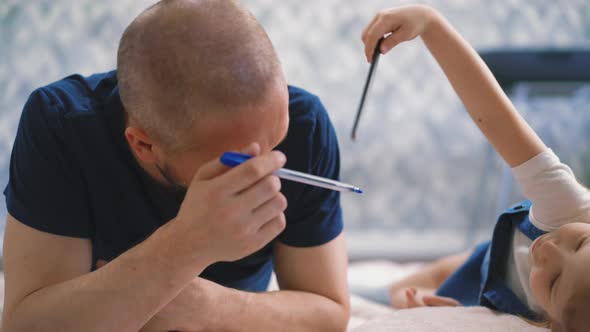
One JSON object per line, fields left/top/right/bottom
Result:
{"left": 1, "top": 0, "right": 590, "bottom": 259}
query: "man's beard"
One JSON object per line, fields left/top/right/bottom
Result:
{"left": 155, "top": 163, "right": 188, "bottom": 198}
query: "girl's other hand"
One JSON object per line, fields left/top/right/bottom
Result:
{"left": 394, "top": 287, "right": 461, "bottom": 309}
{"left": 361, "top": 5, "right": 439, "bottom": 62}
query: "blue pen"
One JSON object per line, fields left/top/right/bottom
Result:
{"left": 220, "top": 152, "right": 363, "bottom": 194}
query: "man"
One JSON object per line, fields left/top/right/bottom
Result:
{"left": 1, "top": 0, "right": 349, "bottom": 331}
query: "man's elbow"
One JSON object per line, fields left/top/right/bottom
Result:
{"left": 337, "top": 303, "right": 351, "bottom": 332}
{"left": 2, "top": 306, "right": 23, "bottom": 332}
{"left": 3, "top": 313, "right": 27, "bottom": 332}
{"left": 327, "top": 297, "right": 351, "bottom": 332}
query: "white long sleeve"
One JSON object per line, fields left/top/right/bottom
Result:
{"left": 511, "top": 149, "right": 590, "bottom": 232}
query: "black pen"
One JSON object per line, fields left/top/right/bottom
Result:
{"left": 351, "top": 37, "right": 384, "bottom": 141}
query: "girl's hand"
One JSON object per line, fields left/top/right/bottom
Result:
{"left": 361, "top": 5, "right": 439, "bottom": 62}
{"left": 395, "top": 287, "right": 461, "bottom": 309}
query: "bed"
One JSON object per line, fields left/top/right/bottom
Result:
{"left": 0, "top": 265, "right": 549, "bottom": 331}
{"left": 346, "top": 260, "right": 549, "bottom": 331}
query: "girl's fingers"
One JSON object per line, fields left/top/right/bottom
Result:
{"left": 362, "top": 13, "right": 383, "bottom": 61}
{"left": 365, "top": 20, "right": 404, "bottom": 61}
{"left": 362, "top": 13, "right": 380, "bottom": 43}
{"left": 422, "top": 295, "right": 461, "bottom": 307}
{"left": 380, "top": 27, "right": 406, "bottom": 55}
{"left": 363, "top": 18, "right": 383, "bottom": 61}
{"left": 363, "top": 11, "right": 394, "bottom": 61}
{"left": 405, "top": 287, "right": 424, "bottom": 308}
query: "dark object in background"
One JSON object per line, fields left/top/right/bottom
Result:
{"left": 481, "top": 49, "right": 590, "bottom": 187}
{"left": 480, "top": 49, "right": 590, "bottom": 89}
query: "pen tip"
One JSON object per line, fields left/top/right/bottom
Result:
{"left": 353, "top": 188, "right": 363, "bottom": 194}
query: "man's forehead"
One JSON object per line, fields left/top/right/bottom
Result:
{"left": 189, "top": 101, "right": 288, "bottom": 149}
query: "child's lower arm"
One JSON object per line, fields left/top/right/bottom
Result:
{"left": 419, "top": 9, "right": 546, "bottom": 167}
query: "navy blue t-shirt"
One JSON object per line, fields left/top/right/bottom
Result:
{"left": 4, "top": 71, "right": 343, "bottom": 291}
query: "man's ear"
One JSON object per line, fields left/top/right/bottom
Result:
{"left": 124, "top": 126, "right": 158, "bottom": 163}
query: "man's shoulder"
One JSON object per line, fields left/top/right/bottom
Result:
{"left": 19, "top": 71, "right": 119, "bottom": 142}
{"left": 288, "top": 85, "right": 320, "bottom": 103}
{"left": 30, "top": 71, "right": 117, "bottom": 119}
{"left": 286, "top": 85, "right": 334, "bottom": 135}
{"left": 15, "top": 71, "right": 121, "bottom": 161}
{"left": 287, "top": 85, "right": 326, "bottom": 118}
{"left": 281, "top": 85, "right": 338, "bottom": 171}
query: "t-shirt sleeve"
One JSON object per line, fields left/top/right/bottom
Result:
{"left": 278, "top": 96, "right": 343, "bottom": 247}
{"left": 512, "top": 149, "right": 590, "bottom": 231}
{"left": 4, "top": 88, "right": 91, "bottom": 238}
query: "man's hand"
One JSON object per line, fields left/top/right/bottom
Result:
{"left": 361, "top": 5, "right": 437, "bottom": 62}
{"left": 172, "top": 142, "right": 288, "bottom": 266}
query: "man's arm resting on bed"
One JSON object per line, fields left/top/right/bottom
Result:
{"left": 196, "top": 234, "right": 350, "bottom": 332}
{"left": 1, "top": 214, "right": 212, "bottom": 332}
{"left": 2, "top": 152, "right": 288, "bottom": 332}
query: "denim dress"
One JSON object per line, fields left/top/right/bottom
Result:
{"left": 437, "top": 200, "right": 545, "bottom": 321}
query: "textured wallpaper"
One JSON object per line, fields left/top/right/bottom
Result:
{"left": 1, "top": 0, "right": 590, "bottom": 259}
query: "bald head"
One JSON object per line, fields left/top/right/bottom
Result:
{"left": 118, "top": 0, "right": 284, "bottom": 151}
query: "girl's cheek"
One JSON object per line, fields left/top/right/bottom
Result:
{"left": 529, "top": 268, "right": 549, "bottom": 310}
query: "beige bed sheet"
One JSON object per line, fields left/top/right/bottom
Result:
{"left": 347, "top": 260, "right": 549, "bottom": 331}
{"left": 0, "top": 265, "right": 550, "bottom": 331}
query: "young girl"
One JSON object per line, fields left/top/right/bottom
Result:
{"left": 360, "top": 5, "right": 590, "bottom": 330}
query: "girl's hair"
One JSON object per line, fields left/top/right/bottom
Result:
{"left": 522, "top": 317, "right": 551, "bottom": 329}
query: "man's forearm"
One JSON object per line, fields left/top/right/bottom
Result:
{"left": 3, "top": 221, "right": 207, "bottom": 332}
{"left": 199, "top": 279, "right": 349, "bottom": 332}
